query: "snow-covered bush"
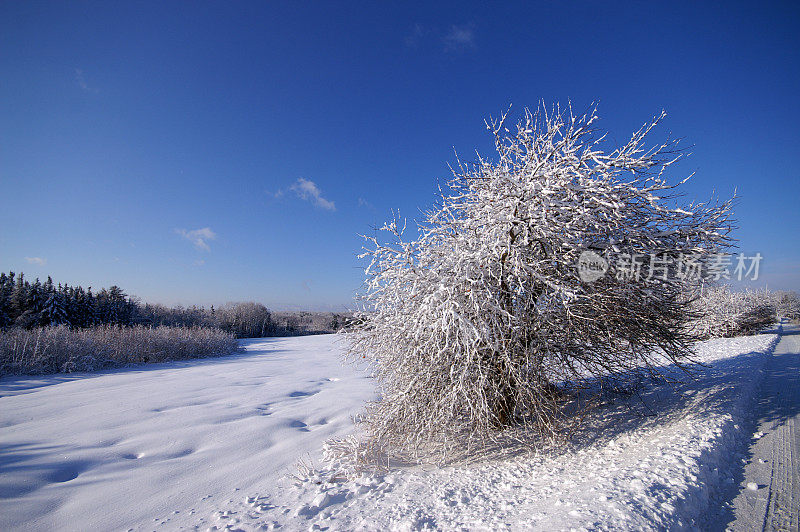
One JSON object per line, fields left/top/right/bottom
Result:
{"left": 690, "top": 286, "right": 776, "bottom": 338}
{"left": 347, "top": 104, "right": 734, "bottom": 461}
{"left": 0, "top": 325, "right": 241, "bottom": 376}
{"left": 775, "top": 290, "right": 800, "bottom": 321}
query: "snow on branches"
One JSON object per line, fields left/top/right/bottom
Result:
{"left": 690, "top": 286, "right": 777, "bottom": 339}
{"left": 346, "top": 103, "right": 735, "bottom": 462}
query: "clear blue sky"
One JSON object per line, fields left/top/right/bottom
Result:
{"left": 1, "top": 1, "right": 798, "bottom": 309}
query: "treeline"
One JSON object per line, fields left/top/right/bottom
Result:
{"left": 0, "top": 272, "right": 351, "bottom": 338}
{"left": 0, "top": 272, "right": 134, "bottom": 328}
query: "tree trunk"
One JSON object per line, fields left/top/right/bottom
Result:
{"left": 491, "top": 367, "right": 517, "bottom": 427}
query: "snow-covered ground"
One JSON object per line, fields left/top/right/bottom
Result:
{"left": 0, "top": 335, "right": 374, "bottom": 531}
{"left": 729, "top": 327, "right": 799, "bottom": 530}
{"left": 0, "top": 327, "right": 789, "bottom": 531}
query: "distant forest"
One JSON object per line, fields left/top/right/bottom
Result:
{"left": 0, "top": 271, "right": 351, "bottom": 338}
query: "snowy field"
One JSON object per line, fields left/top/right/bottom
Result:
{"left": 0, "top": 328, "right": 789, "bottom": 531}
{"left": 0, "top": 335, "right": 374, "bottom": 531}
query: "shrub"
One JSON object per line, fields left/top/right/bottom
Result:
{"left": 690, "top": 286, "right": 776, "bottom": 338}
{"left": 775, "top": 291, "right": 800, "bottom": 321}
{"left": 0, "top": 325, "right": 240, "bottom": 377}
{"left": 216, "top": 302, "right": 275, "bottom": 338}
{"left": 346, "top": 104, "right": 734, "bottom": 461}
{"left": 270, "top": 311, "right": 353, "bottom": 335}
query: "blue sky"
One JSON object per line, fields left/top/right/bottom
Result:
{"left": 1, "top": 1, "right": 798, "bottom": 309}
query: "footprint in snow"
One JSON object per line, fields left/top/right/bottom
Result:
{"left": 255, "top": 403, "right": 273, "bottom": 416}
{"left": 173, "top": 448, "right": 195, "bottom": 458}
{"left": 47, "top": 462, "right": 90, "bottom": 483}
{"left": 289, "top": 419, "right": 310, "bottom": 432}
{"left": 288, "top": 390, "right": 319, "bottom": 398}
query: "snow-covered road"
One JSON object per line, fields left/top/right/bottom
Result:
{"left": 729, "top": 324, "right": 800, "bottom": 531}
{"left": 0, "top": 335, "right": 374, "bottom": 531}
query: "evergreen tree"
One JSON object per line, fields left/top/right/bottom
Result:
{"left": 84, "top": 287, "right": 97, "bottom": 326}
{"left": 11, "top": 272, "right": 27, "bottom": 323}
{"left": 0, "top": 273, "right": 10, "bottom": 328}
{"left": 0, "top": 270, "right": 295, "bottom": 336}
{"left": 21, "top": 278, "right": 46, "bottom": 328}
{"left": 42, "top": 290, "right": 69, "bottom": 326}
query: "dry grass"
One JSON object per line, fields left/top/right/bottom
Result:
{"left": 0, "top": 325, "right": 241, "bottom": 377}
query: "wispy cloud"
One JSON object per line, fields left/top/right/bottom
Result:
{"left": 25, "top": 257, "right": 47, "bottom": 266}
{"left": 442, "top": 24, "right": 476, "bottom": 51}
{"left": 290, "top": 178, "right": 336, "bottom": 211}
{"left": 404, "top": 23, "right": 427, "bottom": 48}
{"left": 75, "top": 68, "right": 99, "bottom": 93}
{"left": 175, "top": 227, "right": 217, "bottom": 252}
{"left": 358, "top": 197, "right": 376, "bottom": 211}
{"left": 404, "top": 23, "right": 476, "bottom": 53}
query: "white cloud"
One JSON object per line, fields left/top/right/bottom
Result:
{"left": 358, "top": 197, "right": 376, "bottom": 211}
{"left": 443, "top": 25, "right": 476, "bottom": 51}
{"left": 24, "top": 257, "right": 47, "bottom": 266}
{"left": 75, "top": 68, "right": 99, "bottom": 93}
{"left": 290, "top": 178, "right": 336, "bottom": 211}
{"left": 175, "top": 227, "right": 217, "bottom": 252}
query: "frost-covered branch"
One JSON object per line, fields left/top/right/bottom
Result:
{"left": 345, "top": 103, "right": 735, "bottom": 462}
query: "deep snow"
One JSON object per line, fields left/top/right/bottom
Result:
{"left": 220, "top": 331, "right": 781, "bottom": 531}
{"left": 0, "top": 335, "right": 374, "bottom": 531}
{"left": 0, "top": 328, "right": 788, "bottom": 531}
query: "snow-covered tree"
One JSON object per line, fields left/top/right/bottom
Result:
{"left": 0, "top": 273, "right": 12, "bottom": 328}
{"left": 690, "top": 285, "right": 776, "bottom": 338}
{"left": 346, "top": 104, "right": 734, "bottom": 461}
{"left": 775, "top": 290, "right": 800, "bottom": 321}
{"left": 15, "top": 277, "right": 44, "bottom": 328}
{"left": 216, "top": 302, "right": 274, "bottom": 338}
{"left": 42, "top": 289, "right": 69, "bottom": 326}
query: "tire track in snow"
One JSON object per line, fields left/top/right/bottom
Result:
{"left": 729, "top": 324, "right": 800, "bottom": 531}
